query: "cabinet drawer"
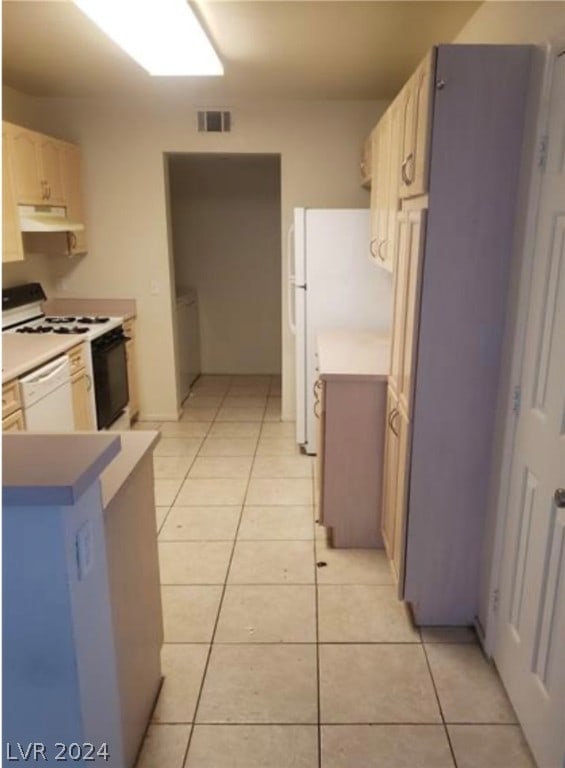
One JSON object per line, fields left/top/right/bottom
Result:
{"left": 68, "top": 343, "right": 87, "bottom": 376}
{"left": 3, "top": 409, "right": 25, "bottom": 432}
{"left": 2, "top": 379, "right": 22, "bottom": 419}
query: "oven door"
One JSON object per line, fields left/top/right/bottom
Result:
{"left": 92, "top": 337, "right": 129, "bottom": 429}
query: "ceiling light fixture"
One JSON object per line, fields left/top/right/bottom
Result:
{"left": 73, "top": 0, "right": 223, "bottom": 76}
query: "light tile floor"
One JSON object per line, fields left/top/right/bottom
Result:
{"left": 136, "top": 374, "right": 536, "bottom": 768}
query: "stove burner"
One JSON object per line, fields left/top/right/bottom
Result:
{"left": 45, "top": 316, "right": 76, "bottom": 324}
{"left": 53, "top": 326, "right": 89, "bottom": 335}
{"left": 16, "top": 326, "right": 53, "bottom": 334}
{"left": 77, "top": 316, "right": 110, "bottom": 324}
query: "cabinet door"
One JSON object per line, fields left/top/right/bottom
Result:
{"left": 384, "top": 96, "right": 403, "bottom": 271}
{"left": 61, "top": 143, "right": 88, "bottom": 255}
{"left": 9, "top": 124, "right": 44, "bottom": 204}
{"left": 399, "top": 49, "right": 435, "bottom": 199}
{"left": 381, "top": 387, "right": 399, "bottom": 562}
{"left": 3, "top": 409, "right": 25, "bottom": 432}
{"left": 360, "top": 133, "right": 372, "bottom": 189}
{"left": 370, "top": 114, "right": 392, "bottom": 268}
{"left": 126, "top": 337, "right": 140, "bottom": 420}
{"left": 71, "top": 371, "right": 94, "bottom": 430}
{"left": 389, "top": 212, "right": 410, "bottom": 395}
{"left": 397, "top": 209, "right": 426, "bottom": 418}
{"left": 391, "top": 404, "right": 411, "bottom": 588}
{"left": 393, "top": 210, "right": 426, "bottom": 417}
{"left": 369, "top": 125, "right": 381, "bottom": 263}
{"left": 2, "top": 126, "right": 24, "bottom": 263}
{"left": 39, "top": 136, "right": 65, "bottom": 205}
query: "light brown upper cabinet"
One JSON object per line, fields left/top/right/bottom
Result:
{"left": 7, "top": 122, "right": 65, "bottom": 205}
{"left": 2, "top": 121, "right": 88, "bottom": 260}
{"left": 368, "top": 98, "right": 403, "bottom": 272}
{"left": 61, "top": 143, "right": 88, "bottom": 255}
{"left": 2, "top": 125, "right": 24, "bottom": 263}
{"left": 360, "top": 133, "right": 372, "bottom": 189}
{"left": 399, "top": 49, "right": 435, "bottom": 199}
{"left": 369, "top": 115, "right": 390, "bottom": 267}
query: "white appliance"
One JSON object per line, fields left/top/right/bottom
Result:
{"left": 2, "top": 282, "right": 125, "bottom": 429}
{"left": 19, "top": 355, "right": 74, "bottom": 431}
{"left": 289, "top": 208, "right": 392, "bottom": 454}
{"left": 176, "top": 289, "right": 201, "bottom": 402}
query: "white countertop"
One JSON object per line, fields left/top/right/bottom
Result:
{"left": 2, "top": 334, "right": 85, "bottom": 383}
{"left": 317, "top": 329, "right": 390, "bottom": 381}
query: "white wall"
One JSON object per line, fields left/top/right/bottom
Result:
{"left": 454, "top": 1, "right": 565, "bottom": 44}
{"left": 169, "top": 153, "right": 281, "bottom": 375}
{"left": 3, "top": 89, "right": 386, "bottom": 419}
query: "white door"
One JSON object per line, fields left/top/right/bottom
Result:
{"left": 495, "top": 49, "right": 565, "bottom": 768}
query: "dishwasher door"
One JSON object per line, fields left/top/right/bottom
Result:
{"left": 20, "top": 355, "right": 74, "bottom": 431}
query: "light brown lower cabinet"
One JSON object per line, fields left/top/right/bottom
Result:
{"left": 381, "top": 387, "right": 400, "bottom": 567}
{"left": 2, "top": 409, "right": 25, "bottom": 432}
{"left": 71, "top": 370, "right": 94, "bottom": 430}
{"left": 314, "top": 378, "right": 325, "bottom": 525}
{"left": 316, "top": 374, "right": 386, "bottom": 548}
{"left": 123, "top": 319, "right": 139, "bottom": 421}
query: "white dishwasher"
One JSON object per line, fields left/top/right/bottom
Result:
{"left": 19, "top": 355, "right": 74, "bottom": 431}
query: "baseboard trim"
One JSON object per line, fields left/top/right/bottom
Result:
{"left": 139, "top": 412, "right": 181, "bottom": 422}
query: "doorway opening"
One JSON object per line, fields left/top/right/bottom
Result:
{"left": 166, "top": 153, "right": 282, "bottom": 406}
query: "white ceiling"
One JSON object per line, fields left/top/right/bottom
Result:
{"left": 2, "top": 1, "right": 480, "bottom": 101}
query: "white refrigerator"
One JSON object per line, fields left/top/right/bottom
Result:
{"left": 289, "top": 208, "right": 392, "bottom": 454}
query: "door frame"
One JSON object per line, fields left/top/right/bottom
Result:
{"left": 482, "top": 41, "right": 565, "bottom": 656}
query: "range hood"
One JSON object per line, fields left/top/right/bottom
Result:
{"left": 18, "top": 205, "right": 85, "bottom": 233}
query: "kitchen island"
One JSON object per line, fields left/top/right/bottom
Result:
{"left": 3, "top": 429, "right": 162, "bottom": 768}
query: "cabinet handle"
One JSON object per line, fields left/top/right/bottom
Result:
{"left": 377, "top": 239, "right": 387, "bottom": 261}
{"left": 85, "top": 374, "right": 92, "bottom": 392}
{"left": 69, "top": 232, "right": 77, "bottom": 251}
{"left": 369, "top": 238, "right": 379, "bottom": 259}
{"left": 46, "top": 183, "right": 51, "bottom": 200}
{"left": 401, "top": 153, "right": 415, "bottom": 186}
{"left": 388, "top": 407, "right": 400, "bottom": 436}
{"left": 313, "top": 379, "right": 322, "bottom": 419}
{"left": 391, "top": 409, "right": 400, "bottom": 437}
{"left": 40, "top": 179, "right": 48, "bottom": 199}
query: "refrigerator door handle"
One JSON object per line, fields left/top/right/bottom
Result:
{"left": 287, "top": 222, "right": 297, "bottom": 335}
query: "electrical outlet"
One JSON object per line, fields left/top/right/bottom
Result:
{"left": 56, "top": 278, "right": 69, "bottom": 293}
{"left": 150, "top": 280, "right": 160, "bottom": 296}
{"left": 76, "top": 521, "right": 94, "bottom": 580}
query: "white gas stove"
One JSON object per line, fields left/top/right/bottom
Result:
{"left": 2, "top": 283, "right": 129, "bottom": 430}
{"left": 2, "top": 306, "right": 123, "bottom": 341}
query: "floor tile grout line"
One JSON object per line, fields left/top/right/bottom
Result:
{"left": 157, "top": 719, "right": 456, "bottom": 726}
{"left": 178, "top": 383, "right": 234, "bottom": 768}
{"left": 180, "top": 389, "right": 264, "bottom": 768}
{"left": 421, "top": 638, "right": 459, "bottom": 768}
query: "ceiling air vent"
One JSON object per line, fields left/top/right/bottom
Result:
{"left": 197, "top": 110, "right": 231, "bottom": 133}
